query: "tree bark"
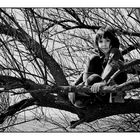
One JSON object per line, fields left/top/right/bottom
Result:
{"left": 1, "top": 74, "right": 140, "bottom": 128}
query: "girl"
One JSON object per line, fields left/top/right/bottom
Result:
{"left": 68, "top": 26, "right": 127, "bottom": 108}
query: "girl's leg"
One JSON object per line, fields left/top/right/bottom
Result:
{"left": 83, "top": 55, "right": 103, "bottom": 82}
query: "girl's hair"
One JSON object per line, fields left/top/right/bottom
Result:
{"left": 95, "top": 26, "right": 120, "bottom": 49}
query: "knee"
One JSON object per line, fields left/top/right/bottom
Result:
{"left": 85, "top": 74, "right": 102, "bottom": 86}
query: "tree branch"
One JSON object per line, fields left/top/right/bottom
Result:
{"left": 0, "top": 98, "right": 36, "bottom": 124}
{"left": 0, "top": 23, "right": 68, "bottom": 86}
{"left": 1, "top": 58, "right": 140, "bottom": 129}
{"left": 1, "top": 75, "right": 140, "bottom": 128}
{"left": 121, "top": 44, "right": 139, "bottom": 55}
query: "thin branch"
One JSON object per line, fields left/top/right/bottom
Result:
{"left": 121, "top": 44, "right": 139, "bottom": 55}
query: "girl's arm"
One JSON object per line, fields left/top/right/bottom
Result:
{"left": 101, "top": 48, "right": 124, "bottom": 82}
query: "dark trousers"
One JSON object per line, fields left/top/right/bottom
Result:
{"left": 69, "top": 54, "right": 127, "bottom": 107}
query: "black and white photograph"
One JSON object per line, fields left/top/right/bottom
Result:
{"left": 0, "top": 6, "right": 140, "bottom": 133}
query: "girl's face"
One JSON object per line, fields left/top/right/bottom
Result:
{"left": 98, "top": 37, "right": 111, "bottom": 54}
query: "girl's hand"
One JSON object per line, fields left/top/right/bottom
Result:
{"left": 91, "top": 82, "right": 106, "bottom": 93}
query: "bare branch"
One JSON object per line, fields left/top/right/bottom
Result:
{"left": 121, "top": 44, "right": 139, "bottom": 55}
{"left": 0, "top": 23, "right": 68, "bottom": 86}
{"left": 0, "top": 98, "right": 36, "bottom": 124}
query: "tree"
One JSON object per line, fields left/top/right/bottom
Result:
{"left": 0, "top": 8, "right": 140, "bottom": 131}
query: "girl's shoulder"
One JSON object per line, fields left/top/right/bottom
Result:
{"left": 109, "top": 47, "right": 124, "bottom": 61}
{"left": 89, "top": 54, "right": 101, "bottom": 61}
